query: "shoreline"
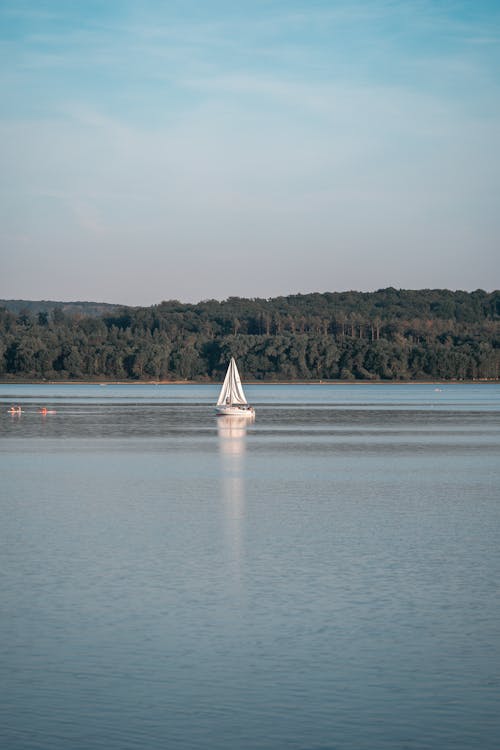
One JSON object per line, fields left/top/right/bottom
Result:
{"left": 0, "top": 379, "right": 498, "bottom": 386}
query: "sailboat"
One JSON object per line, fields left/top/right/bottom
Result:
{"left": 216, "top": 357, "right": 255, "bottom": 417}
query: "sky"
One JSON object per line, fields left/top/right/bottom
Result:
{"left": 0, "top": 0, "right": 499, "bottom": 306}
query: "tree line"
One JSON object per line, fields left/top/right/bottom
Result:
{"left": 0, "top": 288, "right": 499, "bottom": 381}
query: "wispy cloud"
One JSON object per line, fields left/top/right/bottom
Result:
{"left": 3, "top": 0, "right": 499, "bottom": 106}
{"left": 1, "top": 1, "right": 499, "bottom": 303}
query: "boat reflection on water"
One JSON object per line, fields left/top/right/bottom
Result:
{"left": 217, "top": 415, "right": 254, "bottom": 581}
{"left": 217, "top": 414, "right": 253, "bottom": 455}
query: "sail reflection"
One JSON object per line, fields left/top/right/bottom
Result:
{"left": 217, "top": 415, "right": 252, "bottom": 455}
{"left": 217, "top": 415, "right": 253, "bottom": 581}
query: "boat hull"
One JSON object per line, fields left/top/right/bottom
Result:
{"left": 215, "top": 405, "right": 255, "bottom": 417}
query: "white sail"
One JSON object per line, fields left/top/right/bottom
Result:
{"left": 217, "top": 357, "right": 248, "bottom": 406}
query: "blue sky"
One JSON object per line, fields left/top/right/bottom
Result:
{"left": 1, "top": 0, "right": 499, "bottom": 305}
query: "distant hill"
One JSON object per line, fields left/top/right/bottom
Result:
{"left": 0, "top": 299, "right": 123, "bottom": 317}
{"left": 1, "top": 289, "right": 498, "bottom": 381}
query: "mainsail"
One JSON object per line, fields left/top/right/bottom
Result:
{"left": 217, "top": 358, "right": 248, "bottom": 406}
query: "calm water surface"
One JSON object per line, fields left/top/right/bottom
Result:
{"left": 1, "top": 384, "right": 499, "bottom": 750}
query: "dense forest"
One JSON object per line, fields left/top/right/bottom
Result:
{"left": 0, "top": 289, "right": 499, "bottom": 381}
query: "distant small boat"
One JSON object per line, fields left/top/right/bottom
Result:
{"left": 216, "top": 357, "right": 255, "bottom": 417}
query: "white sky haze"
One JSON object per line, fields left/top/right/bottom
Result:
{"left": 1, "top": 1, "right": 499, "bottom": 305}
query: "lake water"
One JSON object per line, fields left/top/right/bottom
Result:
{"left": 1, "top": 383, "right": 499, "bottom": 750}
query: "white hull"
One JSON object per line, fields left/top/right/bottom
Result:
{"left": 215, "top": 405, "right": 255, "bottom": 417}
